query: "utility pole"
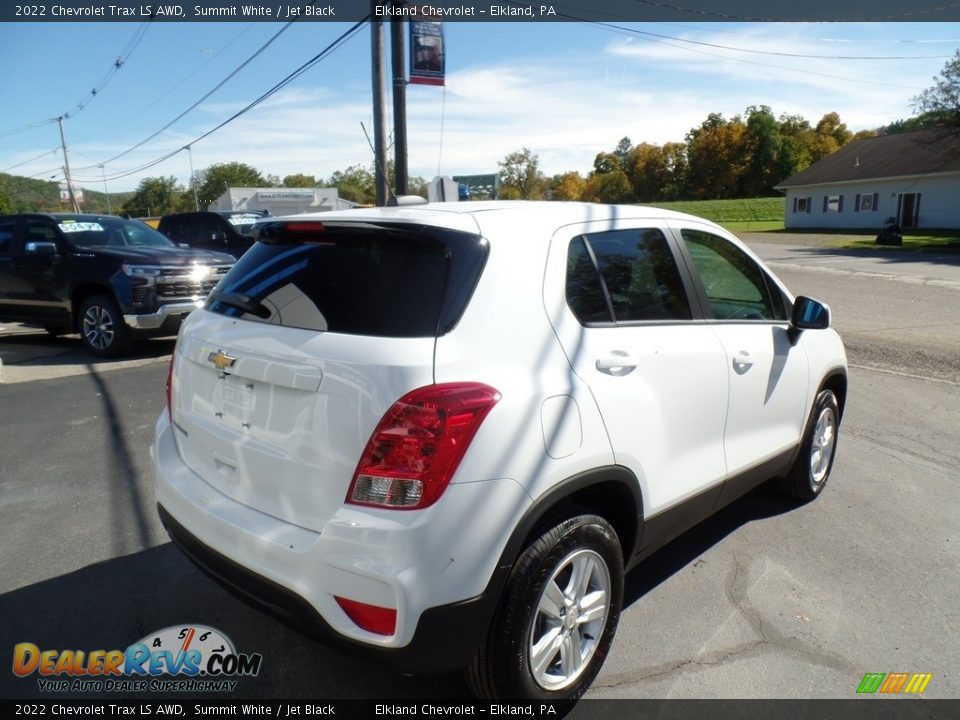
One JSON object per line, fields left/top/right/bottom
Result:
{"left": 58, "top": 116, "right": 80, "bottom": 213}
{"left": 98, "top": 165, "right": 111, "bottom": 214}
{"left": 186, "top": 144, "right": 200, "bottom": 211}
{"left": 390, "top": 11, "right": 408, "bottom": 196}
{"left": 371, "top": 10, "right": 390, "bottom": 206}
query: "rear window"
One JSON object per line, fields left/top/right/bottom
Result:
{"left": 206, "top": 221, "right": 487, "bottom": 338}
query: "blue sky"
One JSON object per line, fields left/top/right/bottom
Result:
{"left": 1, "top": 21, "right": 959, "bottom": 192}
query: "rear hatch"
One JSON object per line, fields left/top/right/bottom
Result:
{"left": 170, "top": 218, "right": 487, "bottom": 532}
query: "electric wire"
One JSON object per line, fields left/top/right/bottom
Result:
{"left": 72, "top": 21, "right": 297, "bottom": 171}
{"left": 70, "top": 19, "right": 369, "bottom": 184}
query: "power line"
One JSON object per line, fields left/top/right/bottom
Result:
{"left": 0, "top": 21, "right": 151, "bottom": 140}
{"left": 73, "top": 21, "right": 296, "bottom": 171}
{"left": 580, "top": 19, "right": 931, "bottom": 90}
{"left": 70, "top": 20, "right": 369, "bottom": 184}
{"left": 1, "top": 149, "right": 59, "bottom": 175}
{"left": 74, "top": 23, "right": 257, "bottom": 145}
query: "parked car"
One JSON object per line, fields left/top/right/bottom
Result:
{"left": 152, "top": 202, "right": 847, "bottom": 700}
{"left": 0, "top": 213, "right": 234, "bottom": 357}
{"left": 157, "top": 211, "right": 268, "bottom": 259}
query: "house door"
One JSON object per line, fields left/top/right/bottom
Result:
{"left": 898, "top": 193, "right": 921, "bottom": 229}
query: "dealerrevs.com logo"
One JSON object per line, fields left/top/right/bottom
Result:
{"left": 13, "top": 625, "right": 263, "bottom": 693}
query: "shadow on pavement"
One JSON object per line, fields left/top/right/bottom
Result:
{"left": 0, "top": 543, "right": 470, "bottom": 700}
{"left": 0, "top": 483, "right": 800, "bottom": 701}
{"left": 624, "top": 483, "right": 799, "bottom": 607}
{"left": 0, "top": 327, "right": 175, "bottom": 373}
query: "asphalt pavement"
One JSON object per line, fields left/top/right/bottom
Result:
{"left": 2, "top": 237, "right": 959, "bottom": 700}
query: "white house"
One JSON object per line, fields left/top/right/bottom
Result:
{"left": 776, "top": 130, "right": 960, "bottom": 230}
{"left": 209, "top": 187, "right": 357, "bottom": 215}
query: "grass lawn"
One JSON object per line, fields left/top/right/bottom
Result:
{"left": 645, "top": 198, "right": 785, "bottom": 232}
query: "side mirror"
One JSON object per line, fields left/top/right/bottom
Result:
{"left": 25, "top": 241, "right": 58, "bottom": 255}
{"left": 210, "top": 231, "right": 227, "bottom": 244}
{"left": 791, "top": 296, "right": 830, "bottom": 330}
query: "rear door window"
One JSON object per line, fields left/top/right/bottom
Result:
{"left": 566, "top": 228, "right": 692, "bottom": 324}
{"left": 207, "top": 222, "right": 487, "bottom": 338}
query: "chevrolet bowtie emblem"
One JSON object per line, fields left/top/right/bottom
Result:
{"left": 207, "top": 350, "right": 237, "bottom": 372}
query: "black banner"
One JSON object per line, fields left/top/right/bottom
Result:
{"left": 4, "top": 0, "right": 960, "bottom": 22}
{"left": 2, "top": 700, "right": 960, "bottom": 720}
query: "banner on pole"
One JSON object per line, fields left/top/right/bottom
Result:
{"left": 409, "top": 20, "right": 444, "bottom": 86}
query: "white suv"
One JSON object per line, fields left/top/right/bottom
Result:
{"left": 152, "top": 202, "right": 846, "bottom": 700}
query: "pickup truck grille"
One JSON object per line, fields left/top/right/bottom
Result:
{"left": 156, "top": 265, "right": 231, "bottom": 303}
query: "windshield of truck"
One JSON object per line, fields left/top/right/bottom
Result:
{"left": 57, "top": 217, "right": 175, "bottom": 249}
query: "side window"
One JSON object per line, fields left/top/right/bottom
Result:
{"left": 681, "top": 229, "right": 785, "bottom": 321}
{"left": 566, "top": 237, "right": 613, "bottom": 323}
{"left": 25, "top": 220, "right": 57, "bottom": 248}
{"left": 0, "top": 220, "right": 15, "bottom": 254}
{"left": 565, "top": 228, "right": 692, "bottom": 324}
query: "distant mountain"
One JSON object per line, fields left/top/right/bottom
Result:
{"left": 0, "top": 172, "right": 134, "bottom": 215}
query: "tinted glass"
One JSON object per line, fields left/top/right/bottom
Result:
{"left": 0, "top": 220, "right": 17, "bottom": 253}
{"left": 57, "top": 217, "right": 174, "bottom": 248}
{"left": 681, "top": 229, "right": 783, "bottom": 321}
{"left": 584, "top": 228, "right": 691, "bottom": 322}
{"left": 207, "top": 222, "right": 487, "bottom": 338}
{"left": 566, "top": 236, "right": 613, "bottom": 323}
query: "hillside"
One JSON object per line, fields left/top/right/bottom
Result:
{"left": 0, "top": 172, "right": 133, "bottom": 215}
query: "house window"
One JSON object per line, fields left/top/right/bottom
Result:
{"left": 856, "top": 193, "right": 878, "bottom": 212}
{"left": 793, "top": 196, "right": 812, "bottom": 213}
{"left": 823, "top": 195, "right": 843, "bottom": 213}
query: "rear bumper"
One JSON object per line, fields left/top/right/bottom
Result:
{"left": 151, "top": 412, "right": 527, "bottom": 673}
{"left": 158, "top": 503, "right": 505, "bottom": 674}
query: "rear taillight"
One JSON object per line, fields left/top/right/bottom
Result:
{"left": 165, "top": 354, "right": 175, "bottom": 422}
{"left": 334, "top": 597, "right": 396, "bottom": 636}
{"left": 346, "top": 383, "right": 501, "bottom": 510}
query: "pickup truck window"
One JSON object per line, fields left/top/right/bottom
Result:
{"left": 0, "top": 220, "right": 14, "bottom": 253}
{"left": 58, "top": 217, "right": 174, "bottom": 249}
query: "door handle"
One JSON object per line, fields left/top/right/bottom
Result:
{"left": 596, "top": 352, "right": 638, "bottom": 371}
{"left": 732, "top": 351, "right": 754, "bottom": 372}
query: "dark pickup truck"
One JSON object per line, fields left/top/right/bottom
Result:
{"left": 0, "top": 213, "right": 234, "bottom": 357}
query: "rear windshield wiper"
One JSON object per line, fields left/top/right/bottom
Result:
{"left": 209, "top": 291, "right": 271, "bottom": 319}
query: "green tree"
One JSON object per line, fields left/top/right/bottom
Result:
{"left": 121, "top": 176, "right": 185, "bottom": 217}
{"left": 195, "top": 162, "right": 266, "bottom": 208}
{"left": 912, "top": 50, "right": 960, "bottom": 128}
{"left": 585, "top": 152, "right": 632, "bottom": 203}
{"left": 741, "top": 105, "right": 783, "bottom": 197}
{"left": 614, "top": 136, "right": 633, "bottom": 168}
{"left": 498, "top": 148, "right": 545, "bottom": 199}
{"left": 282, "top": 174, "right": 317, "bottom": 188}
{"left": 0, "top": 190, "right": 13, "bottom": 214}
{"left": 328, "top": 165, "right": 375, "bottom": 204}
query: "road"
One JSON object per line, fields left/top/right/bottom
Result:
{"left": 1, "top": 241, "right": 958, "bottom": 700}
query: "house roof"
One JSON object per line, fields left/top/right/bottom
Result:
{"left": 776, "top": 129, "right": 960, "bottom": 188}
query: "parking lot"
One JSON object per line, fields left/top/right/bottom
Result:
{"left": 1, "top": 239, "right": 959, "bottom": 700}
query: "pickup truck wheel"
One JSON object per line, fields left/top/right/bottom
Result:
{"left": 465, "top": 512, "right": 623, "bottom": 700}
{"left": 777, "top": 389, "right": 840, "bottom": 502}
{"left": 79, "top": 294, "right": 132, "bottom": 358}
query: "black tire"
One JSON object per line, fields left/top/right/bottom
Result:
{"left": 776, "top": 389, "right": 840, "bottom": 502}
{"left": 78, "top": 294, "right": 133, "bottom": 358}
{"left": 465, "top": 512, "right": 623, "bottom": 700}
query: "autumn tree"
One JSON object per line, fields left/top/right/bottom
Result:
{"left": 549, "top": 171, "right": 586, "bottom": 201}
{"left": 625, "top": 142, "right": 687, "bottom": 201}
{"left": 498, "top": 148, "right": 546, "bottom": 199}
{"left": 685, "top": 113, "right": 749, "bottom": 199}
